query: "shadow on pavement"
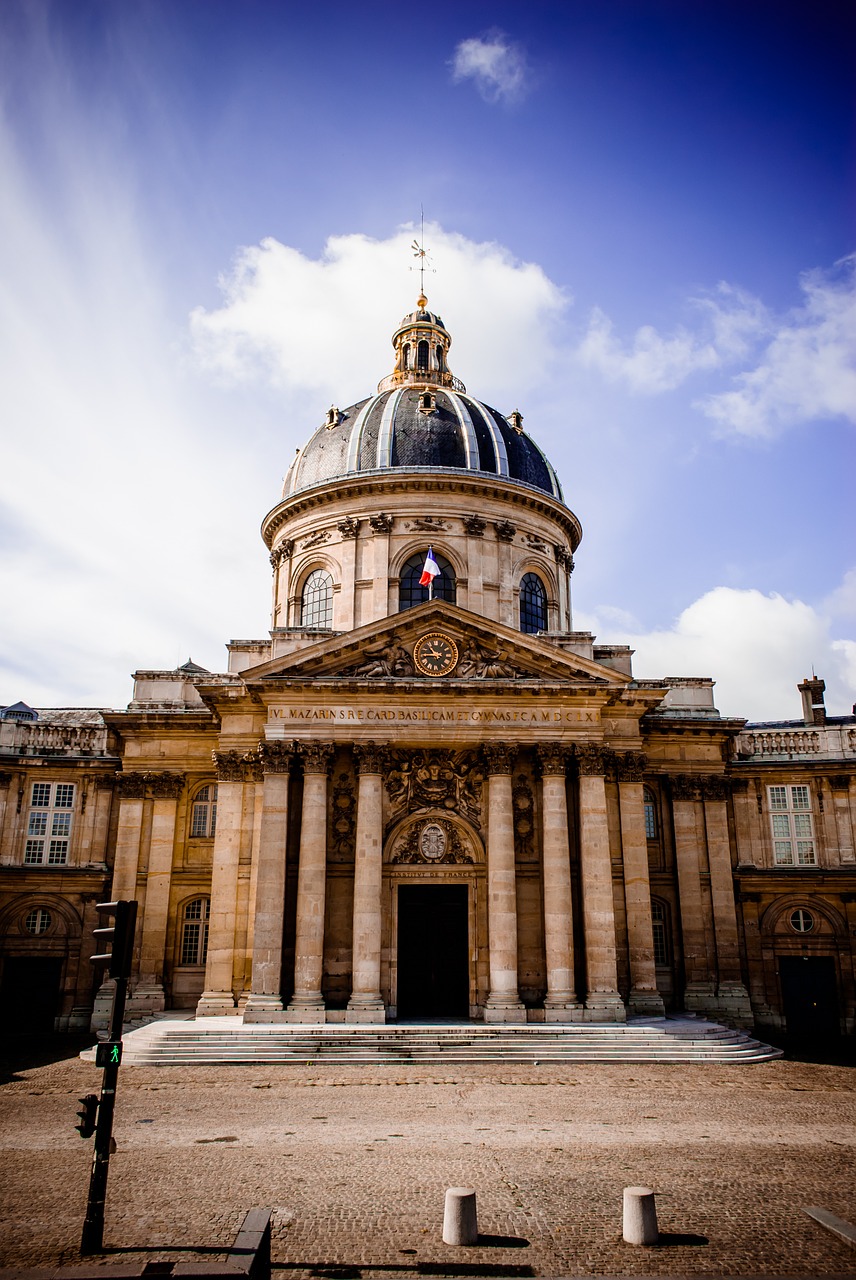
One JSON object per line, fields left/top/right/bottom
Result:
{"left": 0, "top": 1031, "right": 96, "bottom": 1083}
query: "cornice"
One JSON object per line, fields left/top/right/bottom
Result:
{"left": 260, "top": 469, "right": 583, "bottom": 551}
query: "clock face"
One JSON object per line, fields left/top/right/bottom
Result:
{"left": 413, "top": 631, "right": 459, "bottom": 677}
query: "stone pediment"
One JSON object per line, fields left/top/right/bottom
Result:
{"left": 241, "top": 600, "right": 628, "bottom": 687}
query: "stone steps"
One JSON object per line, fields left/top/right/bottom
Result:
{"left": 83, "top": 1017, "right": 783, "bottom": 1066}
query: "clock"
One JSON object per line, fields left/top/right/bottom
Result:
{"left": 413, "top": 631, "right": 459, "bottom": 677}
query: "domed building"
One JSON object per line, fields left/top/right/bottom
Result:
{"left": 1, "top": 296, "right": 854, "bottom": 1040}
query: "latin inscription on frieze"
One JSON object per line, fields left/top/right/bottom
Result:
{"left": 268, "top": 705, "right": 599, "bottom": 725}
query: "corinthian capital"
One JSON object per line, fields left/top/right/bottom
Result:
{"left": 146, "top": 771, "right": 186, "bottom": 800}
{"left": 354, "top": 741, "right": 387, "bottom": 775}
{"left": 575, "top": 743, "right": 608, "bottom": 777}
{"left": 615, "top": 751, "right": 648, "bottom": 783}
{"left": 536, "top": 743, "right": 568, "bottom": 776}
{"left": 483, "top": 742, "right": 514, "bottom": 775}
{"left": 299, "top": 742, "right": 335, "bottom": 774}
{"left": 669, "top": 773, "right": 699, "bottom": 801}
{"left": 258, "top": 742, "right": 293, "bottom": 774}
{"left": 116, "top": 771, "right": 147, "bottom": 798}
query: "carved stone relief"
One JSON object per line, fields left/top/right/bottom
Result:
{"left": 456, "top": 638, "right": 522, "bottom": 679}
{"left": 462, "top": 514, "right": 486, "bottom": 536}
{"left": 301, "top": 529, "right": 331, "bottom": 552}
{"left": 329, "top": 770, "right": 356, "bottom": 862}
{"left": 390, "top": 818, "right": 474, "bottom": 865}
{"left": 494, "top": 520, "right": 516, "bottom": 542}
{"left": 406, "top": 517, "right": 449, "bottom": 532}
{"left": 384, "top": 749, "right": 483, "bottom": 828}
{"left": 369, "top": 512, "right": 393, "bottom": 533}
{"left": 342, "top": 636, "right": 414, "bottom": 678}
{"left": 512, "top": 773, "right": 537, "bottom": 862}
{"left": 337, "top": 516, "right": 361, "bottom": 539}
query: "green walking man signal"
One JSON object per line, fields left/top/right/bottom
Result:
{"left": 95, "top": 1042, "right": 123, "bottom": 1068}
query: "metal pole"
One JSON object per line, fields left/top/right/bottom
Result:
{"left": 80, "top": 974, "right": 127, "bottom": 1254}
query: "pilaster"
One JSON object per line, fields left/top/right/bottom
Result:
{"left": 576, "top": 745, "right": 625, "bottom": 1021}
{"left": 702, "top": 778, "right": 751, "bottom": 1022}
{"left": 483, "top": 742, "right": 525, "bottom": 1022}
{"left": 346, "top": 742, "right": 386, "bottom": 1022}
{"left": 537, "top": 744, "right": 581, "bottom": 1018}
{"left": 287, "top": 742, "right": 335, "bottom": 1019}
{"left": 134, "top": 772, "right": 185, "bottom": 1014}
{"left": 670, "top": 775, "right": 715, "bottom": 1008}
{"left": 244, "top": 743, "right": 292, "bottom": 1019}
{"left": 616, "top": 752, "right": 664, "bottom": 1017}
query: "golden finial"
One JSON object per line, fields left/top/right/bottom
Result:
{"left": 417, "top": 291, "right": 428, "bottom": 309}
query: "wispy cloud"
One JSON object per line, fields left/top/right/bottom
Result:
{"left": 450, "top": 31, "right": 531, "bottom": 104}
{"left": 697, "top": 256, "right": 856, "bottom": 437}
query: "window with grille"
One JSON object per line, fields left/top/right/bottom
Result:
{"left": 643, "top": 787, "right": 658, "bottom": 839}
{"left": 24, "top": 782, "right": 74, "bottom": 865}
{"left": 398, "top": 551, "right": 456, "bottom": 611}
{"left": 190, "top": 784, "right": 218, "bottom": 838}
{"left": 768, "top": 785, "right": 817, "bottom": 865}
{"left": 180, "top": 898, "right": 210, "bottom": 966}
{"left": 301, "top": 569, "right": 334, "bottom": 628}
{"left": 519, "top": 573, "right": 547, "bottom": 634}
{"left": 651, "top": 899, "right": 671, "bottom": 965}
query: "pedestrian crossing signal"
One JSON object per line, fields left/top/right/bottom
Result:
{"left": 95, "top": 1041, "right": 123, "bottom": 1068}
{"left": 91, "top": 900, "right": 137, "bottom": 979}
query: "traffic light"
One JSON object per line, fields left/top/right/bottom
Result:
{"left": 75, "top": 1094, "right": 99, "bottom": 1139}
{"left": 92, "top": 900, "right": 138, "bottom": 979}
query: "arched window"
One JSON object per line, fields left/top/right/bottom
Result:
{"left": 301, "top": 569, "right": 333, "bottom": 628}
{"left": 190, "top": 784, "right": 218, "bottom": 838}
{"left": 650, "top": 899, "right": 672, "bottom": 966}
{"left": 24, "top": 907, "right": 52, "bottom": 936}
{"left": 402, "top": 343, "right": 411, "bottom": 370}
{"left": 519, "top": 573, "right": 547, "bottom": 633}
{"left": 398, "top": 551, "right": 456, "bottom": 611}
{"left": 435, "top": 343, "right": 444, "bottom": 371}
{"left": 643, "top": 786, "right": 658, "bottom": 840}
{"left": 180, "top": 898, "right": 210, "bottom": 966}
{"left": 416, "top": 340, "right": 429, "bottom": 371}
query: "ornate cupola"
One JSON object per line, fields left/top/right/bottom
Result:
{"left": 377, "top": 293, "right": 465, "bottom": 393}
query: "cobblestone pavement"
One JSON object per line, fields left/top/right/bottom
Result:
{"left": 0, "top": 1048, "right": 854, "bottom": 1277}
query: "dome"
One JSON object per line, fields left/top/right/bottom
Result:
{"left": 282, "top": 295, "right": 564, "bottom": 503}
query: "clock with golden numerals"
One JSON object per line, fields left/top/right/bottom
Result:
{"left": 413, "top": 632, "right": 459, "bottom": 677}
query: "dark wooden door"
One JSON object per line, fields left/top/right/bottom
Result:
{"left": 779, "top": 955, "right": 839, "bottom": 1037}
{"left": 0, "top": 957, "right": 63, "bottom": 1031}
{"left": 397, "top": 884, "right": 469, "bottom": 1019}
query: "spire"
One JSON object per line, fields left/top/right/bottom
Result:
{"left": 377, "top": 296, "right": 466, "bottom": 394}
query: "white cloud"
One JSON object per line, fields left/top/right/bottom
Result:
{"left": 698, "top": 256, "right": 856, "bottom": 437}
{"left": 575, "top": 284, "right": 770, "bottom": 393}
{"left": 449, "top": 32, "right": 531, "bottom": 104}
{"left": 190, "top": 225, "right": 567, "bottom": 406}
{"left": 582, "top": 581, "right": 856, "bottom": 720}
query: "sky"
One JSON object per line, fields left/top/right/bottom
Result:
{"left": 1, "top": 0, "right": 854, "bottom": 722}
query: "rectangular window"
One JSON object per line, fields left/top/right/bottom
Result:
{"left": 23, "top": 783, "right": 75, "bottom": 864}
{"left": 768, "top": 785, "right": 816, "bottom": 866}
{"left": 181, "top": 922, "right": 201, "bottom": 965}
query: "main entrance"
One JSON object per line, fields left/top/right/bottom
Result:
{"left": 779, "top": 955, "right": 840, "bottom": 1037}
{"left": 397, "top": 884, "right": 469, "bottom": 1020}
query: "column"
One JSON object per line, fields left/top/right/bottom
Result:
{"left": 337, "top": 520, "right": 360, "bottom": 629}
{"left": 346, "top": 742, "right": 386, "bottom": 1022}
{"left": 702, "top": 778, "right": 752, "bottom": 1021}
{"left": 197, "top": 752, "right": 251, "bottom": 1016}
{"left": 287, "top": 742, "right": 334, "bottom": 1017}
{"left": 369, "top": 513, "right": 392, "bottom": 620}
{"left": 110, "top": 772, "right": 147, "bottom": 900}
{"left": 135, "top": 772, "right": 185, "bottom": 1013}
{"left": 576, "top": 744, "right": 625, "bottom": 1021}
{"left": 737, "top": 892, "right": 773, "bottom": 1024}
{"left": 670, "top": 775, "right": 715, "bottom": 1009}
{"left": 537, "top": 744, "right": 580, "bottom": 1018}
{"left": 244, "top": 743, "right": 292, "bottom": 1019}
{"left": 483, "top": 743, "right": 525, "bottom": 1022}
{"left": 617, "top": 753, "right": 664, "bottom": 1017}
{"left": 830, "top": 776, "right": 855, "bottom": 863}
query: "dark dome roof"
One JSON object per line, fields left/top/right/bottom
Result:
{"left": 283, "top": 387, "right": 564, "bottom": 501}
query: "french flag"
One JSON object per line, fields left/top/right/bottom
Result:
{"left": 419, "top": 547, "right": 441, "bottom": 588}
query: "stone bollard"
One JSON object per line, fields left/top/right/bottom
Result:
{"left": 443, "top": 1187, "right": 478, "bottom": 1245}
{"left": 622, "top": 1186, "right": 658, "bottom": 1245}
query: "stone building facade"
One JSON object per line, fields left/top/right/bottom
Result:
{"left": 1, "top": 296, "right": 854, "bottom": 1038}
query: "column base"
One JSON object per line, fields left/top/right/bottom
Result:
{"left": 684, "top": 981, "right": 716, "bottom": 1013}
{"left": 484, "top": 996, "right": 527, "bottom": 1024}
{"left": 543, "top": 1002, "right": 585, "bottom": 1023}
{"left": 628, "top": 987, "right": 666, "bottom": 1017}
{"left": 286, "top": 993, "right": 327, "bottom": 1022}
{"left": 126, "top": 983, "right": 166, "bottom": 1018}
{"left": 584, "top": 992, "right": 627, "bottom": 1022}
{"left": 346, "top": 996, "right": 386, "bottom": 1024}
{"left": 715, "top": 982, "right": 753, "bottom": 1026}
{"left": 196, "top": 991, "right": 237, "bottom": 1017}
{"left": 68, "top": 1005, "right": 94, "bottom": 1032}
{"left": 243, "top": 992, "right": 284, "bottom": 1021}
{"left": 90, "top": 980, "right": 115, "bottom": 1033}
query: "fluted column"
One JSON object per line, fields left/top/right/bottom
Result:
{"left": 702, "top": 778, "right": 751, "bottom": 1019}
{"left": 244, "top": 743, "right": 292, "bottom": 1019}
{"left": 135, "top": 772, "right": 185, "bottom": 1012}
{"left": 346, "top": 742, "right": 386, "bottom": 1022}
{"left": 483, "top": 742, "right": 525, "bottom": 1022}
{"left": 288, "top": 742, "right": 334, "bottom": 1017}
{"left": 198, "top": 751, "right": 255, "bottom": 1016}
{"left": 670, "top": 775, "right": 715, "bottom": 1008}
{"left": 616, "top": 753, "right": 664, "bottom": 1016}
{"left": 576, "top": 745, "right": 625, "bottom": 1021}
{"left": 537, "top": 744, "right": 580, "bottom": 1018}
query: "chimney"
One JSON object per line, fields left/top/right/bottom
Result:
{"left": 798, "top": 676, "right": 826, "bottom": 726}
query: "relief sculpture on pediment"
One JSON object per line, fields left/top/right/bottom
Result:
{"left": 384, "top": 748, "right": 483, "bottom": 828}
{"left": 456, "top": 638, "right": 522, "bottom": 679}
{"left": 341, "top": 636, "right": 414, "bottom": 677}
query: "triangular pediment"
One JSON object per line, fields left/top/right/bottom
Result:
{"left": 241, "top": 601, "right": 628, "bottom": 687}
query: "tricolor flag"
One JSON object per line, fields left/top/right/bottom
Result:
{"left": 419, "top": 547, "right": 441, "bottom": 588}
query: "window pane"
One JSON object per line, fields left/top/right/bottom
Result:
{"left": 790, "top": 785, "right": 810, "bottom": 810}
{"left": 51, "top": 812, "right": 71, "bottom": 837}
{"left": 54, "top": 785, "right": 75, "bottom": 808}
{"left": 48, "top": 840, "right": 68, "bottom": 864}
{"left": 793, "top": 813, "right": 813, "bottom": 838}
{"left": 301, "top": 570, "right": 334, "bottom": 628}
{"left": 25, "top": 841, "right": 44, "bottom": 863}
{"left": 644, "top": 804, "right": 657, "bottom": 839}
{"left": 398, "top": 551, "right": 456, "bottom": 611}
{"left": 28, "top": 812, "right": 48, "bottom": 836}
{"left": 519, "top": 573, "right": 547, "bottom": 634}
{"left": 191, "top": 803, "right": 209, "bottom": 837}
{"left": 25, "top": 908, "right": 52, "bottom": 935}
{"left": 796, "top": 842, "right": 816, "bottom": 865}
{"left": 768, "top": 786, "right": 787, "bottom": 810}
{"left": 31, "top": 783, "right": 51, "bottom": 806}
{"left": 771, "top": 814, "right": 791, "bottom": 837}
{"left": 181, "top": 922, "right": 201, "bottom": 965}
{"left": 185, "top": 899, "right": 203, "bottom": 919}
{"left": 774, "top": 841, "right": 794, "bottom": 864}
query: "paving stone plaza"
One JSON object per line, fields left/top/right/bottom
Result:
{"left": 0, "top": 1047, "right": 854, "bottom": 1276}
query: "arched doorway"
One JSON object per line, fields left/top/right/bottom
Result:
{"left": 397, "top": 883, "right": 468, "bottom": 1019}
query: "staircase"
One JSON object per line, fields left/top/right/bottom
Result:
{"left": 83, "top": 1015, "right": 782, "bottom": 1066}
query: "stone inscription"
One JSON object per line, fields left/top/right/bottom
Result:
{"left": 269, "top": 705, "right": 598, "bottom": 725}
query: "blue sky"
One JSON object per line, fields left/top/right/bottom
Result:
{"left": 1, "top": 0, "right": 854, "bottom": 719}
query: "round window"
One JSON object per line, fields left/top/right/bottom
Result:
{"left": 789, "top": 908, "right": 814, "bottom": 934}
{"left": 24, "top": 907, "right": 52, "bottom": 935}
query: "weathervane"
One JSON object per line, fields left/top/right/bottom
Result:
{"left": 410, "top": 207, "right": 435, "bottom": 300}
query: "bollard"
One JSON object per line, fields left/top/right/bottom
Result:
{"left": 622, "top": 1186, "right": 658, "bottom": 1245}
{"left": 443, "top": 1187, "right": 478, "bottom": 1245}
